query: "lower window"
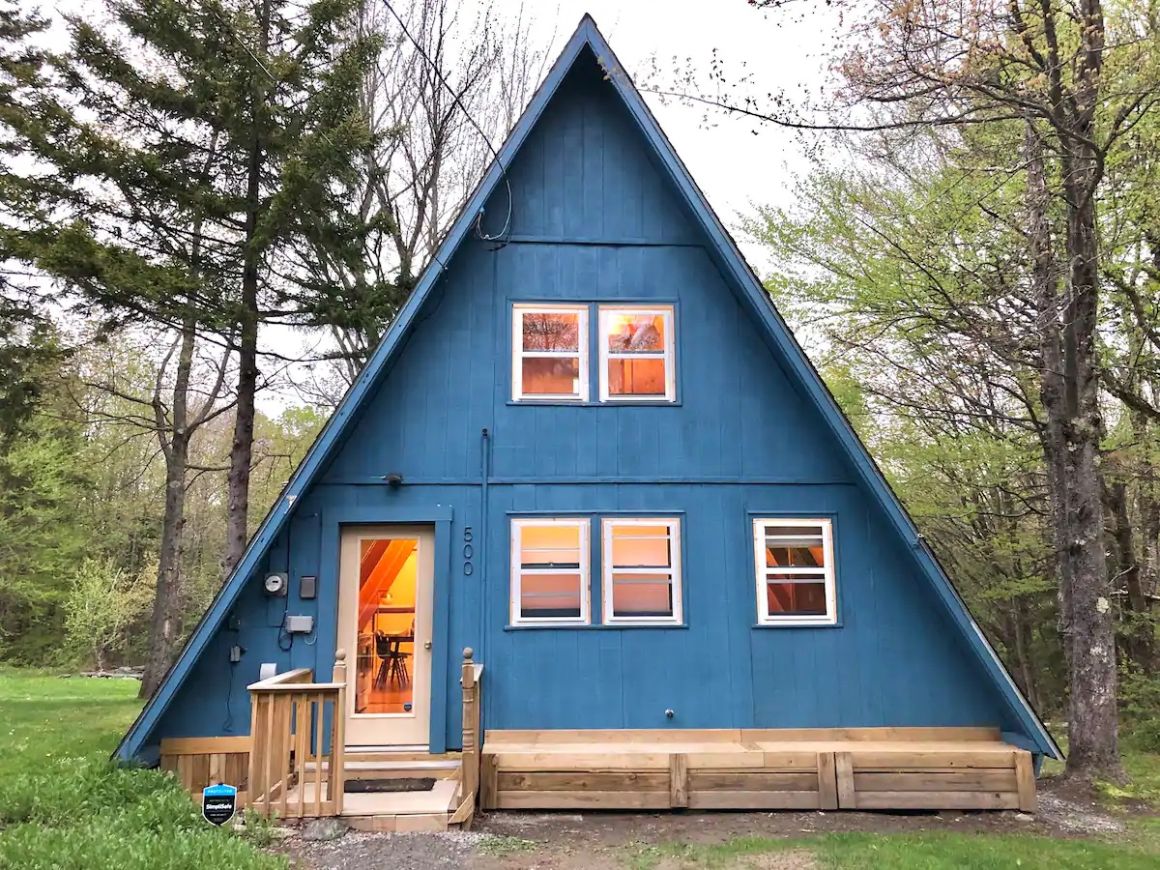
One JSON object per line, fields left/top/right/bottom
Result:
{"left": 510, "top": 518, "right": 590, "bottom": 625}
{"left": 753, "top": 518, "right": 837, "bottom": 625}
{"left": 602, "top": 518, "right": 683, "bottom": 624}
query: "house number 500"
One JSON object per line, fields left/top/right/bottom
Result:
{"left": 463, "top": 526, "right": 474, "bottom": 576}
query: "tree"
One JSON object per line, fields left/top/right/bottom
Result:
{"left": 2, "top": 0, "right": 379, "bottom": 694}
{"left": 0, "top": 340, "right": 91, "bottom": 662}
{"left": 197, "top": 0, "right": 378, "bottom": 579}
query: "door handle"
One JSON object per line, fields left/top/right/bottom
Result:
{"left": 424, "top": 641, "right": 432, "bottom": 650}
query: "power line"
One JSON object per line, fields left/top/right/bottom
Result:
{"left": 379, "top": 0, "right": 513, "bottom": 245}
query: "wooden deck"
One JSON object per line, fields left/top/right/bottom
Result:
{"left": 161, "top": 658, "right": 1036, "bottom": 822}
{"left": 480, "top": 728, "right": 1036, "bottom": 813}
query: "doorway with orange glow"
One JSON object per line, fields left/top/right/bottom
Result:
{"left": 338, "top": 525, "right": 434, "bottom": 746}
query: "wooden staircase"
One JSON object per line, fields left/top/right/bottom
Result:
{"left": 293, "top": 751, "right": 468, "bottom": 832}
{"left": 246, "top": 649, "right": 484, "bottom": 831}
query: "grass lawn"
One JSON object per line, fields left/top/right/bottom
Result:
{"left": 0, "top": 667, "right": 283, "bottom": 870}
{"left": 626, "top": 828, "right": 1160, "bottom": 869}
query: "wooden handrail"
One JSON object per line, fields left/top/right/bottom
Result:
{"left": 246, "top": 651, "right": 348, "bottom": 819}
{"left": 244, "top": 681, "right": 346, "bottom": 693}
{"left": 247, "top": 667, "right": 314, "bottom": 690}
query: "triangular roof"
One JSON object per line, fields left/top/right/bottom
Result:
{"left": 117, "top": 15, "right": 1061, "bottom": 761}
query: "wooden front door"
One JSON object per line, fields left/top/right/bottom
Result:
{"left": 338, "top": 524, "right": 435, "bottom": 747}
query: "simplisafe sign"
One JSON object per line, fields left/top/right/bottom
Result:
{"left": 202, "top": 783, "right": 237, "bottom": 826}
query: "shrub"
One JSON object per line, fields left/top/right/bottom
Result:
{"left": 0, "top": 759, "right": 286, "bottom": 870}
{"left": 61, "top": 558, "right": 153, "bottom": 671}
{"left": 0, "top": 757, "right": 193, "bottom": 828}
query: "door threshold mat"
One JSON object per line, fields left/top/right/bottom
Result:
{"left": 343, "top": 777, "right": 436, "bottom": 794}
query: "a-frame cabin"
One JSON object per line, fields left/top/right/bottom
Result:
{"left": 117, "top": 16, "right": 1060, "bottom": 830}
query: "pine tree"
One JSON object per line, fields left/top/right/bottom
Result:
{"left": 4, "top": 0, "right": 379, "bottom": 695}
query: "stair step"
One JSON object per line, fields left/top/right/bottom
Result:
{"left": 346, "top": 760, "right": 461, "bottom": 772}
{"left": 345, "top": 750, "right": 461, "bottom": 764}
{"left": 300, "top": 758, "right": 462, "bottom": 781}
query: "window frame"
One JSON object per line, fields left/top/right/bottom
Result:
{"left": 511, "top": 303, "right": 590, "bottom": 403}
{"left": 601, "top": 517, "right": 684, "bottom": 626}
{"left": 510, "top": 517, "right": 591, "bottom": 626}
{"left": 597, "top": 305, "right": 676, "bottom": 403}
{"left": 752, "top": 517, "right": 837, "bottom": 626}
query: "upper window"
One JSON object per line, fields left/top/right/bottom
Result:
{"left": 510, "top": 518, "right": 590, "bottom": 625}
{"left": 601, "top": 518, "right": 683, "bottom": 624}
{"left": 512, "top": 304, "right": 588, "bottom": 402}
{"left": 599, "top": 307, "right": 676, "bottom": 402}
{"left": 753, "top": 518, "right": 837, "bottom": 626}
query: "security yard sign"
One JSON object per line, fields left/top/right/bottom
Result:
{"left": 202, "top": 783, "right": 237, "bottom": 826}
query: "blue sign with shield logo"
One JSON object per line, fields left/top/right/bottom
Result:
{"left": 202, "top": 783, "right": 237, "bottom": 826}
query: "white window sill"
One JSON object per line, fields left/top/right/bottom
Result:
{"left": 504, "top": 623, "right": 689, "bottom": 631}
{"left": 752, "top": 620, "right": 842, "bottom": 629}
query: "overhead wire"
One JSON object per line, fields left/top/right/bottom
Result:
{"left": 218, "top": 0, "right": 514, "bottom": 252}
{"left": 379, "top": 0, "right": 513, "bottom": 246}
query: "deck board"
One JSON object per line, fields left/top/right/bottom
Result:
{"left": 286, "top": 777, "right": 460, "bottom": 818}
{"left": 482, "top": 728, "right": 1034, "bottom": 813}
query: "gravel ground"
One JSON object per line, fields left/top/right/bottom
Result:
{"left": 279, "top": 829, "right": 491, "bottom": 869}
{"left": 277, "top": 778, "right": 1137, "bottom": 869}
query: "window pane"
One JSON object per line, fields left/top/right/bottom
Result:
{"left": 522, "top": 357, "right": 580, "bottom": 395}
{"left": 612, "top": 575, "right": 672, "bottom": 617}
{"left": 520, "top": 572, "right": 582, "bottom": 618}
{"left": 766, "top": 581, "right": 827, "bottom": 615}
{"left": 606, "top": 312, "right": 665, "bottom": 352}
{"left": 521, "top": 523, "right": 582, "bottom": 568}
{"left": 607, "top": 358, "right": 667, "bottom": 396}
{"left": 765, "top": 545, "right": 826, "bottom": 568}
{"left": 522, "top": 312, "right": 579, "bottom": 351}
{"left": 355, "top": 537, "right": 418, "bottom": 715}
{"left": 610, "top": 526, "right": 672, "bottom": 567}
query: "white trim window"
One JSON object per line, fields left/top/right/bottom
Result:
{"left": 598, "top": 306, "right": 675, "bottom": 402}
{"left": 601, "top": 518, "right": 683, "bottom": 624}
{"left": 510, "top": 518, "right": 590, "bottom": 625}
{"left": 512, "top": 304, "right": 589, "bottom": 402}
{"left": 753, "top": 518, "right": 837, "bottom": 626}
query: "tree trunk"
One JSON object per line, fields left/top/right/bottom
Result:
{"left": 223, "top": 0, "right": 270, "bottom": 580}
{"left": 1026, "top": 121, "right": 1121, "bottom": 779}
{"left": 139, "top": 316, "right": 196, "bottom": 699}
{"left": 1060, "top": 138, "right": 1122, "bottom": 779}
{"left": 223, "top": 292, "right": 258, "bottom": 578}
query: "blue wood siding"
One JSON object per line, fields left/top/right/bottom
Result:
{"left": 151, "top": 48, "right": 1027, "bottom": 751}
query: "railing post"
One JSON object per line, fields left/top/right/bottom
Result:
{"left": 247, "top": 690, "right": 263, "bottom": 813}
{"left": 461, "top": 648, "right": 479, "bottom": 801}
{"left": 330, "top": 649, "right": 346, "bottom": 815}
